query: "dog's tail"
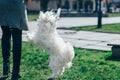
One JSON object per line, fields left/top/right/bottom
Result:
{"left": 67, "top": 42, "right": 75, "bottom": 59}
{"left": 65, "top": 62, "right": 72, "bottom": 68}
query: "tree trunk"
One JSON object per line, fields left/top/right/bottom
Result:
{"left": 78, "top": 0, "right": 82, "bottom": 12}
{"left": 57, "top": 0, "right": 62, "bottom": 8}
{"left": 106, "top": 0, "right": 110, "bottom": 13}
{"left": 40, "top": 0, "right": 49, "bottom": 12}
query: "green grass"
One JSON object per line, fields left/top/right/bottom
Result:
{"left": 27, "top": 13, "right": 39, "bottom": 21}
{"left": 0, "top": 42, "right": 120, "bottom": 80}
{"left": 108, "top": 13, "right": 120, "bottom": 17}
{"left": 65, "top": 23, "right": 120, "bottom": 34}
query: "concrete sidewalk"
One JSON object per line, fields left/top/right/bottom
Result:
{"left": 28, "top": 17, "right": 120, "bottom": 28}
{"left": 1, "top": 17, "right": 120, "bottom": 51}
{"left": 58, "top": 17, "right": 120, "bottom": 28}
{"left": 58, "top": 30, "right": 120, "bottom": 51}
{"left": 22, "top": 28, "right": 120, "bottom": 51}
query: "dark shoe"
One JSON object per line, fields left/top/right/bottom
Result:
{"left": 0, "top": 75, "right": 8, "bottom": 80}
{"left": 11, "top": 74, "right": 21, "bottom": 80}
{"left": 3, "top": 62, "right": 10, "bottom": 76}
{"left": 47, "top": 78, "right": 55, "bottom": 80}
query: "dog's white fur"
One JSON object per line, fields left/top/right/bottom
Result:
{"left": 27, "top": 9, "right": 74, "bottom": 79}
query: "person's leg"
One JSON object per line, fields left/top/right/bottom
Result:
{"left": 1, "top": 26, "right": 11, "bottom": 76}
{"left": 11, "top": 28, "right": 22, "bottom": 80}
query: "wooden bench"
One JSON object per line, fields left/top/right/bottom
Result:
{"left": 107, "top": 44, "right": 120, "bottom": 58}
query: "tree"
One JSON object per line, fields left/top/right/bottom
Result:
{"left": 40, "top": 0, "right": 49, "bottom": 12}
{"left": 106, "top": 0, "right": 111, "bottom": 13}
{"left": 57, "top": 0, "right": 62, "bottom": 8}
{"left": 77, "top": 0, "right": 82, "bottom": 12}
{"left": 64, "top": 0, "right": 69, "bottom": 10}
{"left": 95, "top": 0, "right": 98, "bottom": 13}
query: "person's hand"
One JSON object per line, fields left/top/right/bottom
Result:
{"left": 26, "top": 0, "right": 31, "bottom": 3}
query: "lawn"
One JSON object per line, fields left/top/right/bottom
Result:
{"left": 0, "top": 42, "right": 120, "bottom": 80}
{"left": 108, "top": 13, "right": 120, "bottom": 17}
{"left": 27, "top": 13, "right": 39, "bottom": 21}
{"left": 65, "top": 23, "right": 120, "bottom": 34}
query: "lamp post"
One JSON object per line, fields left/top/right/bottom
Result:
{"left": 97, "top": 0, "right": 102, "bottom": 28}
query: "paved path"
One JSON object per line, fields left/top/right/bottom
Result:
{"left": 1, "top": 17, "right": 120, "bottom": 51}
{"left": 58, "top": 17, "right": 120, "bottom": 28}
{"left": 28, "top": 17, "right": 120, "bottom": 28}
{"left": 58, "top": 30, "right": 120, "bottom": 51}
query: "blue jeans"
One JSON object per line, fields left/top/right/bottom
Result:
{"left": 1, "top": 26, "right": 22, "bottom": 75}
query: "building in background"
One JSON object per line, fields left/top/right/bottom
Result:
{"left": 27, "top": 0, "right": 97, "bottom": 12}
{"left": 27, "top": 0, "right": 120, "bottom": 13}
{"left": 109, "top": 0, "right": 120, "bottom": 12}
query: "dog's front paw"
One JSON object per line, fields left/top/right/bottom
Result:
{"left": 48, "top": 75, "right": 55, "bottom": 80}
{"left": 47, "top": 78, "right": 54, "bottom": 80}
{"left": 26, "top": 33, "right": 33, "bottom": 41}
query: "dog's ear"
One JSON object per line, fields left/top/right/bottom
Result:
{"left": 56, "top": 8, "right": 61, "bottom": 17}
{"left": 54, "top": 8, "right": 61, "bottom": 21}
{"left": 39, "top": 11, "right": 43, "bottom": 18}
{"left": 39, "top": 11, "right": 46, "bottom": 20}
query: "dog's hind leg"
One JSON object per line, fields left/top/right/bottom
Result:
{"left": 58, "top": 67, "right": 65, "bottom": 75}
{"left": 48, "top": 69, "right": 59, "bottom": 79}
{"left": 48, "top": 65, "right": 62, "bottom": 79}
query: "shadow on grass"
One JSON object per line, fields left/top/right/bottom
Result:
{"left": 105, "top": 56, "right": 120, "bottom": 61}
{"left": 57, "top": 26, "right": 98, "bottom": 31}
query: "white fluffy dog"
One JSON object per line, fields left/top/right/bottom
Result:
{"left": 27, "top": 9, "right": 74, "bottom": 79}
